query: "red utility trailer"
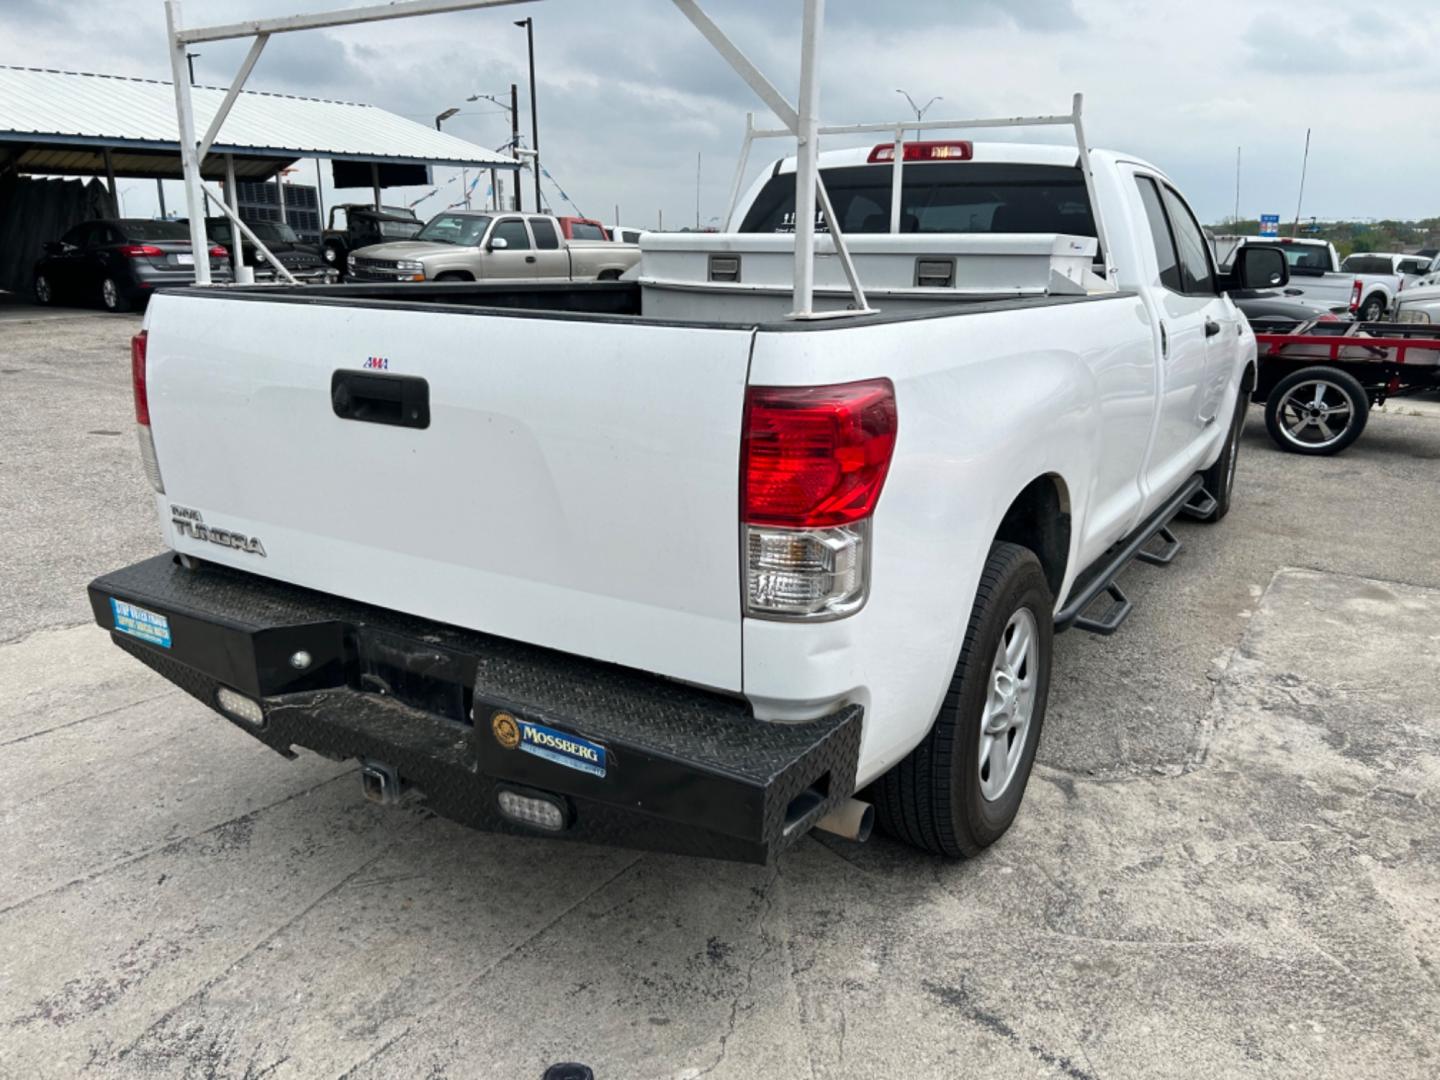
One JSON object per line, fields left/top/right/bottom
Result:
{"left": 1252, "top": 319, "right": 1440, "bottom": 454}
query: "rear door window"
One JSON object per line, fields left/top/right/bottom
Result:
{"left": 570, "top": 222, "right": 606, "bottom": 240}
{"left": 1134, "top": 177, "right": 1183, "bottom": 293}
{"left": 530, "top": 218, "right": 560, "bottom": 249}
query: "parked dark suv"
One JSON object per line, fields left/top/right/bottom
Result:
{"left": 202, "top": 218, "right": 335, "bottom": 283}
{"left": 33, "top": 218, "right": 231, "bottom": 313}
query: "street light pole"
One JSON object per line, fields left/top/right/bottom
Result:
{"left": 895, "top": 89, "right": 942, "bottom": 141}
{"left": 515, "top": 17, "right": 542, "bottom": 212}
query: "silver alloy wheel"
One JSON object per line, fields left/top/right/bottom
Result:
{"left": 978, "top": 607, "right": 1039, "bottom": 802}
{"left": 35, "top": 275, "right": 51, "bottom": 303}
{"left": 101, "top": 278, "right": 119, "bottom": 310}
{"left": 1275, "top": 379, "right": 1354, "bottom": 450}
{"left": 1361, "top": 297, "right": 1384, "bottom": 321}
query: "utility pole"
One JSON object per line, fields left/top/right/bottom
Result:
{"left": 1292, "top": 129, "right": 1312, "bottom": 238}
{"left": 695, "top": 152, "right": 701, "bottom": 230}
{"left": 510, "top": 82, "right": 522, "bottom": 212}
{"left": 1234, "top": 146, "right": 1241, "bottom": 225}
{"left": 515, "top": 17, "right": 542, "bottom": 213}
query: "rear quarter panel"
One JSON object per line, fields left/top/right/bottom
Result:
{"left": 741, "top": 295, "right": 1155, "bottom": 783}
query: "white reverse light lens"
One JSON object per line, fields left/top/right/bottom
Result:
{"left": 745, "top": 520, "right": 869, "bottom": 619}
{"left": 497, "top": 789, "right": 566, "bottom": 832}
{"left": 216, "top": 687, "right": 264, "bottom": 727}
{"left": 137, "top": 425, "right": 164, "bottom": 493}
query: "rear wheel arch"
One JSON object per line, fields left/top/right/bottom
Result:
{"left": 993, "top": 474, "right": 1071, "bottom": 600}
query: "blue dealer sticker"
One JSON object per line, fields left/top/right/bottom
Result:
{"left": 110, "top": 598, "right": 172, "bottom": 648}
{"left": 518, "top": 721, "right": 607, "bottom": 778}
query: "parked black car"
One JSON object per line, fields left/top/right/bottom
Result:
{"left": 1230, "top": 290, "right": 1353, "bottom": 331}
{"left": 33, "top": 219, "right": 231, "bottom": 313}
{"left": 202, "top": 218, "right": 335, "bottom": 283}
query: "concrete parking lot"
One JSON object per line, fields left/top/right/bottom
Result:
{"left": 2, "top": 307, "right": 1438, "bottom": 1079}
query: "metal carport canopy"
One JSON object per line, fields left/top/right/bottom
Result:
{"left": 0, "top": 64, "right": 518, "bottom": 181}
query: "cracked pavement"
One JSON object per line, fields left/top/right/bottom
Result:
{"left": 2, "top": 309, "right": 1439, "bottom": 1078}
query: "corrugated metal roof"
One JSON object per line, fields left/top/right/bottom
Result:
{"left": 0, "top": 65, "right": 516, "bottom": 168}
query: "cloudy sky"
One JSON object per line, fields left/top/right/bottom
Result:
{"left": 5, "top": 0, "right": 1438, "bottom": 227}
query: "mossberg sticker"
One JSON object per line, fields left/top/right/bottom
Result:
{"left": 518, "top": 721, "right": 607, "bottom": 779}
{"left": 110, "top": 598, "right": 172, "bottom": 648}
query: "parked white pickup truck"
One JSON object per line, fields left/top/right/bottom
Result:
{"left": 91, "top": 133, "right": 1284, "bottom": 863}
{"left": 1227, "top": 237, "right": 1399, "bottom": 320}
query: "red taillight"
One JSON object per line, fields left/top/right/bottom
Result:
{"left": 118, "top": 244, "right": 165, "bottom": 259}
{"left": 742, "top": 379, "right": 898, "bottom": 528}
{"left": 868, "top": 140, "right": 973, "bottom": 164}
{"left": 131, "top": 330, "right": 149, "bottom": 425}
{"left": 1350, "top": 279, "right": 1363, "bottom": 312}
{"left": 209, "top": 244, "right": 228, "bottom": 258}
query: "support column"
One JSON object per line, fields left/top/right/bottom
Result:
{"left": 371, "top": 162, "right": 381, "bottom": 210}
{"left": 788, "top": 0, "right": 823, "bottom": 318}
{"left": 165, "top": 0, "right": 211, "bottom": 284}
{"left": 274, "top": 172, "right": 287, "bottom": 224}
{"left": 227, "top": 154, "right": 250, "bottom": 283}
{"left": 103, "top": 148, "right": 118, "bottom": 214}
{"left": 156, "top": 178, "right": 167, "bottom": 218}
{"left": 315, "top": 157, "right": 326, "bottom": 235}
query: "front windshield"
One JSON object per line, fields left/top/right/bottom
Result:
{"left": 415, "top": 213, "right": 491, "bottom": 245}
{"left": 252, "top": 221, "right": 300, "bottom": 244}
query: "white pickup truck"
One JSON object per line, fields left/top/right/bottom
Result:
{"left": 1226, "top": 237, "right": 1401, "bottom": 321}
{"left": 90, "top": 134, "right": 1285, "bottom": 864}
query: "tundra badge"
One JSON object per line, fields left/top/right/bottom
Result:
{"left": 170, "top": 504, "right": 267, "bottom": 557}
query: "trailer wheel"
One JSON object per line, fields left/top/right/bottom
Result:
{"left": 1359, "top": 293, "right": 1386, "bottom": 322}
{"left": 1263, "top": 366, "right": 1369, "bottom": 455}
{"left": 873, "top": 542, "right": 1052, "bottom": 858}
{"left": 1197, "top": 387, "right": 1248, "bottom": 522}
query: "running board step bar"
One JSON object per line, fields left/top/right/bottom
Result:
{"left": 1135, "top": 525, "right": 1182, "bottom": 566}
{"left": 1179, "top": 490, "right": 1218, "bottom": 521}
{"left": 1056, "top": 475, "right": 1208, "bottom": 637}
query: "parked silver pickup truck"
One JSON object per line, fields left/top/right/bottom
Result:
{"left": 347, "top": 211, "right": 639, "bottom": 283}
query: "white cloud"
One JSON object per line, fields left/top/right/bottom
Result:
{"left": 2, "top": 0, "right": 1437, "bottom": 225}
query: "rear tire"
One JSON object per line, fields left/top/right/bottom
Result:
{"left": 1359, "top": 293, "right": 1386, "bottom": 322}
{"left": 1197, "top": 385, "right": 1248, "bottom": 523}
{"left": 100, "top": 277, "right": 132, "bottom": 313}
{"left": 874, "top": 542, "right": 1053, "bottom": 858}
{"left": 33, "top": 273, "right": 53, "bottom": 305}
{"left": 1263, "top": 366, "right": 1369, "bottom": 455}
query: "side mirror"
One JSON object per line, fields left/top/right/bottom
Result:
{"left": 1229, "top": 246, "right": 1289, "bottom": 291}
{"left": 488, "top": 236, "right": 508, "bottom": 251}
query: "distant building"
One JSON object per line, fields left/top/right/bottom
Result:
{"left": 232, "top": 180, "right": 322, "bottom": 243}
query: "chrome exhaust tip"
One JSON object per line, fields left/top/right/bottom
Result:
{"left": 813, "top": 798, "right": 874, "bottom": 843}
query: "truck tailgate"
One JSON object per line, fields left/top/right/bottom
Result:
{"left": 143, "top": 293, "right": 755, "bottom": 691}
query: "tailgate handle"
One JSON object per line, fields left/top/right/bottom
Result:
{"left": 331, "top": 371, "right": 430, "bottom": 429}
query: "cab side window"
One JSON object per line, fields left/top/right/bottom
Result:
{"left": 1134, "top": 178, "right": 1183, "bottom": 293}
{"left": 530, "top": 218, "right": 560, "bottom": 250}
{"left": 1161, "top": 186, "right": 1216, "bottom": 295}
{"left": 490, "top": 218, "right": 532, "bottom": 250}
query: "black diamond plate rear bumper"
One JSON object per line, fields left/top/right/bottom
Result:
{"left": 89, "top": 555, "right": 862, "bottom": 864}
